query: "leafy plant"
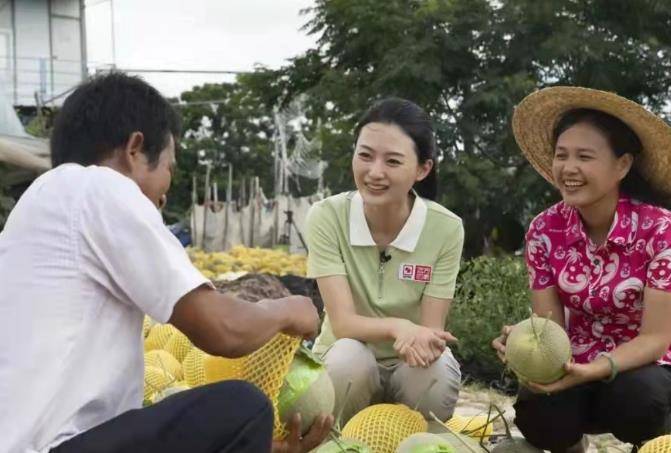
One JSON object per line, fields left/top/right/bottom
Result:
{"left": 450, "top": 255, "right": 531, "bottom": 384}
{"left": 0, "top": 166, "right": 15, "bottom": 230}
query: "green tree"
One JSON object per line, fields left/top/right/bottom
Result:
{"left": 270, "top": 0, "right": 671, "bottom": 256}
{"left": 170, "top": 0, "right": 671, "bottom": 255}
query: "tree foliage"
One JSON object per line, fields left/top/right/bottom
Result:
{"left": 173, "top": 0, "right": 671, "bottom": 255}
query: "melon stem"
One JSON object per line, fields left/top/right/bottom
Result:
{"left": 429, "top": 411, "right": 479, "bottom": 453}
{"left": 490, "top": 403, "right": 512, "bottom": 440}
{"left": 332, "top": 380, "right": 353, "bottom": 433}
{"left": 414, "top": 378, "right": 438, "bottom": 411}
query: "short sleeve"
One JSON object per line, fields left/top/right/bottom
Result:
{"left": 305, "top": 202, "right": 347, "bottom": 278}
{"left": 525, "top": 214, "right": 554, "bottom": 290}
{"left": 78, "top": 171, "right": 210, "bottom": 323}
{"left": 424, "top": 220, "right": 464, "bottom": 299}
{"left": 646, "top": 214, "right": 671, "bottom": 292}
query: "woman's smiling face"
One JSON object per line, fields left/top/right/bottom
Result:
{"left": 552, "top": 121, "right": 632, "bottom": 209}
{"left": 352, "top": 122, "right": 432, "bottom": 207}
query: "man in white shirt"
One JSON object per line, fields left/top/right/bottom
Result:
{"left": 0, "top": 72, "right": 331, "bottom": 453}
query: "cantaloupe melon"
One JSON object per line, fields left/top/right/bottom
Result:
{"left": 395, "top": 432, "right": 455, "bottom": 453}
{"left": 144, "top": 349, "right": 183, "bottom": 380}
{"left": 445, "top": 414, "right": 493, "bottom": 440}
{"left": 640, "top": 435, "right": 671, "bottom": 453}
{"left": 182, "top": 347, "right": 209, "bottom": 387}
{"left": 163, "top": 330, "right": 193, "bottom": 362}
{"left": 278, "top": 347, "right": 335, "bottom": 435}
{"left": 144, "top": 324, "right": 177, "bottom": 351}
{"left": 505, "top": 314, "right": 571, "bottom": 384}
{"left": 143, "top": 365, "right": 175, "bottom": 402}
{"left": 342, "top": 404, "right": 428, "bottom": 453}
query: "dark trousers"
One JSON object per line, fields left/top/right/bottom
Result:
{"left": 514, "top": 365, "right": 671, "bottom": 451}
{"left": 51, "top": 380, "right": 273, "bottom": 453}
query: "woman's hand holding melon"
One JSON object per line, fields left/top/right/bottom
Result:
{"left": 393, "top": 320, "right": 457, "bottom": 368}
{"left": 492, "top": 325, "right": 513, "bottom": 363}
{"left": 525, "top": 361, "right": 600, "bottom": 394}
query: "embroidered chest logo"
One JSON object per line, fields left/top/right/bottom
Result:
{"left": 398, "top": 263, "right": 433, "bottom": 282}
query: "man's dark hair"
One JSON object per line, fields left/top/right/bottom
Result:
{"left": 50, "top": 71, "right": 181, "bottom": 167}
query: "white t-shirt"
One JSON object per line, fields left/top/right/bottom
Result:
{"left": 0, "top": 164, "right": 209, "bottom": 453}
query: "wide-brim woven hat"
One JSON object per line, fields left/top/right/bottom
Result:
{"left": 512, "top": 86, "right": 671, "bottom": 196}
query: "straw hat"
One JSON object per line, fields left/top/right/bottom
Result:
{"left": 512, "top": 86, "right": 671, "bottom": 196}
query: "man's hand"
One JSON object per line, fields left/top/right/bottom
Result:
{"left": 492, "top": 325, "right": 513, "bottom": 363}
{"left": 271, "top": 413, "right": 334, "bottom": 453}
{"left": 258, "top": 296, "right": 320, "bottom": 340}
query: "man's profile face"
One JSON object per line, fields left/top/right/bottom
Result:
{"left": 134, "top": 135, "right": 176, "bottom": 209}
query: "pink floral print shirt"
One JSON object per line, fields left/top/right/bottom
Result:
{"left": 525, "top": 196, "right": 671, "bottom": 365}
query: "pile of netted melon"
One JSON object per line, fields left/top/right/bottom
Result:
{"left": 187, "top": 245, "right": 307, "bottom": 280}
{"left": 142, "top": 311, "right": 570, "bottom": 452}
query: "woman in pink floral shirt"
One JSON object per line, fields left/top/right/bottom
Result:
{"left": 493, "top": 87, "right": 671, "bottom": 453}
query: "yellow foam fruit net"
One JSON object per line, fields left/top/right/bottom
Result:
{"left": 640, "top": 435, "right": 671, "bottom": 453}
{"left": 203, "top": 355, "right": 245, "bottom": 382}
{"left": 236, "top": 333, "right": 301, "bottom": 440}
{"left": 144, "top": 350, "right": 183, "bottom": 381}
{"left": 142, "top": 316, "right": 153, "bottom": 338}
{"left": 144, "top": 365, "right": 175, "bottom": 402}
{"left": 163, "top": 330, "right": 194, "bottom": 363}
{"left": 144, "top": 324, "right": 177, "bottom": 352}
{"left": 445, "top": 414, "right": 494, "bottom": 440}
{"left": 182, "top": 347, "right": 209, "bottom": 388}
{"left": 341, "top": 403, "right": 428, "bottom": 453}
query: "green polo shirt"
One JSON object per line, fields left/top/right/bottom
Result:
{"left": 306, "top": 191, "right": 464, "bottom": 360}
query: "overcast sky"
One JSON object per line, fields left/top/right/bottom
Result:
{"left": 85, "top": 0, "right": 317, "bottom": 97}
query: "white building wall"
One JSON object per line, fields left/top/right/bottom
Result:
{"left": 0, "top": 0, "right": 85, "bottom": 107}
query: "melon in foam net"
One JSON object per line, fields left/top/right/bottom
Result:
{"left": 504, "top": 313, "right": 571, "bottom": 384}
{"left": 278, "top": 346, "right": 335, "bottom": 435}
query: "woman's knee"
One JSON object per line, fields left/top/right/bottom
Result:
{"left": 513, "top": 387, "right": 586, "bottom": 451}
{"left": 596, "top": 366, "right": 671, "bottom": 444}
{"left": 390, "top": 349, "right": 462, "bottom": 420}
{"left": 324, "top": 338, "right": 379, "bottom": 383}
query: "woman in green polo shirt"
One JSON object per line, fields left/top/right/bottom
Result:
{"left": 305, "top": 98, "right": 464, "bottom": 424}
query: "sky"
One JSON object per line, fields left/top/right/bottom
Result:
{"left": 84, "top": 0, "right": 318, "bottom": 97}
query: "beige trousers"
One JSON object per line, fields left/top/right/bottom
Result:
{"left": 323, "top": 338, "right": 461, "bottom": 425}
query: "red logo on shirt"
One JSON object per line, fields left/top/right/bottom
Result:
{"left": 414, "top": 265, "right": 432, "bottom": 282}
{"left": 402, "top": 264, "right": 414, "bottom": 278}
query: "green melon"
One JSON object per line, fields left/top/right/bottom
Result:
{"left": 396, "top": 432, "right": 456, "bottom": 453}
{"left": 278, "top": 346, "right": 335, "bottom": 435}
{"left": 312, "top": 438, "right": 372, "bottom": 452}
{"left": 505, "top": 314, "right": 571, "bottom": 384}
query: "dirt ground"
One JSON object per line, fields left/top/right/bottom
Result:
{"left": 456, "top": 384, "right": 632, "bottom": 453}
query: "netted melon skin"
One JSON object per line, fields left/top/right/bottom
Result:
{"left": 640, "top": 435, "right": 671, "bottom": 453}
{"left": 505, "top": 316, "right": 571, "bottom": 384}
{"left": 342, "top": 404, "right": 428, "bottom": 453}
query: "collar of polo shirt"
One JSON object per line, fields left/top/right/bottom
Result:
{"left": 348, "top": 190, "right": 428, "bottom": 252}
